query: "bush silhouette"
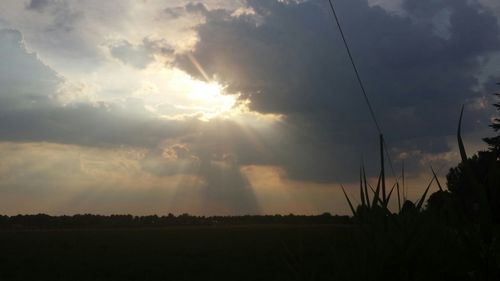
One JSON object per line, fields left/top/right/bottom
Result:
{"left": 445, "top": 151, "right": 500, "bottom": 223}
{"left": 428, "top": 92, "right": 500, "bottom": 224}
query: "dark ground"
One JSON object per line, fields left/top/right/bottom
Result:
{"left": 0, "top": 224, "right": 354, "bottom": 281}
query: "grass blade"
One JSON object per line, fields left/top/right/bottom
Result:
{"left": 457, "top": 105, "right": 468, "bottom": 162}
{"left": 396, "top": 182, "right": 401, "bottom": 213}
{"left": 362, "top": 165, "right": 370, "bottom": 208}
{"left": 402, "top": 161, "right": 406, "bottom": 202}
{"left": 384, "top": 182, "right": 397, "bottom": 209}
{"left": 360, "top": 167, "right": 366, "bottom": 207}
{"left": 456, "top": 105, "right": 490, "bottom": 223}
{"left": 340, "top": 184, "right": 357, "bottom": 216}
{"left": 416, "top": 175, "right": 435, "bottom": 211}
{"left": 371, "top": 171, "right": 382, "bottom": 207}
{"left": 380, "top": 134, "right": 386, "bottom": 205}
{"left": 368, "top": 183, "right": 376, "bottom": 194}
{"left": 430, "top": 166, "right": 443, "bottom": 192}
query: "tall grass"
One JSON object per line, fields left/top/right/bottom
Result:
{"left": 338, "top": 108, "right": 500, "bottom": 280}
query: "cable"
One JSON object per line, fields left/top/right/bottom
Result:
{"left": 327, "top": 0, "right": 382, "bottom": 135}
{"left": 327, "top": 0, "right": 401, "bottom": 191}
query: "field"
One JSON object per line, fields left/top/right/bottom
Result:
{"left": 0, "top": 224, "right": 356, "bottom": 281}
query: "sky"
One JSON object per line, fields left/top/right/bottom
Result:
{"left": 0, "top": 0, "right": 499, "bottom": 216}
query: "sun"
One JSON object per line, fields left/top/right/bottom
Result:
{"left": 185, "top": 80, "right": 237, "bottom": 120}
{"left": 132, "top": 65, "right": 239, "bottom": 120}
{"left": 135, "top": 64, "right": 279, "bottom": 122}
{"left": 187, "top": 80, "right": 224, "bottom": 101}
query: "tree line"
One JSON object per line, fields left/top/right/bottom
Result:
{"left": 0, "top": 212, "right": 350, "bottom": 230}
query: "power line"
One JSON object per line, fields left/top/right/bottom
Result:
{"left": 327, "top": 0, "right": 382, "bottom": 135}
{"left": 327, "top": 0, "right": 402, "bottom": 189}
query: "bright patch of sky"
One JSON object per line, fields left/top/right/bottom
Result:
{"left": 0, "top": 0, "right": 258, "bottom": 121}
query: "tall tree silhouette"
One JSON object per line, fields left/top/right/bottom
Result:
{"left": 444, "top": 89, "right": 500, "bottom": 223}
{"left": 484, "top": 85, "right": 500, "bottom": 155}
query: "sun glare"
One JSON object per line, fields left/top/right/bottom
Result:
{"left": 187, "top": 80, "right": 223, "bottom": 101}
{"left": 130, "top": 65, "right": 240, "bottom": 121}
{"left": 133, "top": 65, "right": 279, "bottom": 122}
{"left": 185, "top": 80, "right": 237, "bottom": 120}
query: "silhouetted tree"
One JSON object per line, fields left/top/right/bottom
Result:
{"left": 434, "top": 91, "right": 500, "bottom": 223}
{"left": 484, "top": 91, "right": 500, "bottom": 155}
{"left": 446, "top": 151, "right": 500, "bottom": 222}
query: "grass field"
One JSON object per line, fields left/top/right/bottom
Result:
{"left": 0, "top": 224, "right": 358, "bottom": 281}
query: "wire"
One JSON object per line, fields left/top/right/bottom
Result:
{"left": 327, "top": 0, "right": 382, "bottom": 135}
{"left": 327, "top": 0, "right": 401, "bottom": 190}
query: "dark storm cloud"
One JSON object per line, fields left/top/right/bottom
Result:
{"left": 175, "top": 0, "right": 500, "bottom": 181}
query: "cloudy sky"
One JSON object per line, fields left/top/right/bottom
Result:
{"left": 0, "top": 0, "right": 498, "bottom": 215}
